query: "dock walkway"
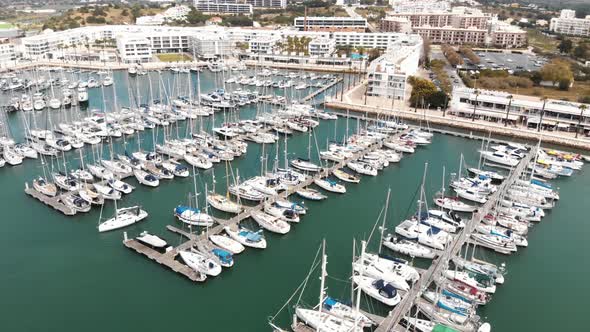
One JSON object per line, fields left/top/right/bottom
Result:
{"left": 374, "top": 147, "right": 537, "bottom": 331}
{"left": 24, "top": 183, "right": 76, "bottom": 216}
{"left": 124, "top": 129, "right": 409, "bottom": 282}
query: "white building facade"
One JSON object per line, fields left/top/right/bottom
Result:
{"left": 117, "top": 36, "right": 152, "bottom": 63}
{"left": 452, "top": 87, "right": 590, "bottom": 130}
{"left": 550, "top": 9, "right": 590, "bottom": 37}
{"left": 308, "top": 38, "right": 336, "bottom": 57}
{"left": 367, "top": 34, "right": 422, "bottom": 100}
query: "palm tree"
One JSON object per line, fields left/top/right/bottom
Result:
{"left": 504, "top": 95, "right": 513, "bottom": 127}
{"left": 537, "top": 97, "right": 547, "bottom": 132}
{"left": 471, "top": 89, "right": 480, "bottom": 122}
{"left": 576, "top": 104, "right": 588, "bottom": 138}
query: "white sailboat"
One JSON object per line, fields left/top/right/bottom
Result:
{"left": 209, "top": 234, "right": 245, "bottom": 254}
{"left": 98, "top": 204, "right": 148, "bottom": 233}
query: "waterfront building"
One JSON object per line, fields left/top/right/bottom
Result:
{"left": 19, "top": 25, "right": 421, "bottom": 60}
{"left": 117, "top": 36, "right": 153, "bottom": 63}
{"left": 451, "top": 87, "right": 590, "bottom": 131}
{"left": 366, "top": 35, "right": 422, "bottom": 100}
{"left": 0, "top": 41, "right": 16, "bottom": 65}
{"left": 294, "top": 17, "right": 368, "bottom": 32}
{"left": 550, "top": 9, "right": 590, "bottom": 37}
{"left": 190, "top": 33, "right": 234, "bottom": 58}
{"left": 308, "top": 37, "right": 336, "bottom": 57}
{"left": 248, "top": 35, "right": 280, "bottom": 54}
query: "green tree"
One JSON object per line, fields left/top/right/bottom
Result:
{"left": 558, "top": 39, "right": 573, "bottom": 54}
{"left": 540, "top": 60, "right": 573, "bottom": 86}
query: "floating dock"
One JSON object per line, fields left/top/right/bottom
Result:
{"left": 374, "top": 147, "right": 537, "bottom": 332}
{"left": 124, "top": 128, "right": 410, "bottom": 281}
{"left": 24, "top": 183, "right": 76, "bottom": 216}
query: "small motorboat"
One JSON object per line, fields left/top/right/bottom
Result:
{"left": 137, "top": 231, "right": 167, "bottom": 248}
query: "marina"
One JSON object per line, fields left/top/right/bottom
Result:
{"left": 0, "top": 66, "right": 588, "bottom": 332}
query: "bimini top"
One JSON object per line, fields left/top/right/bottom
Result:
{"left": 239, "top": 230, "right": 263, "bottom": 242}
{"left": 175, "top": 206, "right": 199, "bottom": 214}
{"left": 212, "top": 248, "right": 233, "bottom": 263}
{"left": 323, "top": 297, "right": 338, "bottom": 310}
{"left": 372, "top": 279, "right": 397, "bottom": 299}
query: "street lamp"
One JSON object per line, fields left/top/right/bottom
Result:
{"left": 576, "top": 104, "right": 588, "bottom": 138}
{"left": 471, "top": 89, "right": 480, "bottom": 122}
{"left": 538, "top": 97, "right": 547, "bottom": 133}
{"left": 504, "top": 95, "right": 513, "bottom": 127}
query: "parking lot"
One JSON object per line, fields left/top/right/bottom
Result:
{"left": 470, "top": 52, "right": 548, "bottom": 72}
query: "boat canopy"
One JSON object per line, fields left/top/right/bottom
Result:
{"left": 212, "top": 248, "right": 233, "bottom": 263}
{"left": 175, "top": 206, "right": 199, "bottom": 214}
{"left": 238, "top": 230, "right": 262, "bottom": 242}
{"left": 323, "top": 297, "right": 338, "bottom": 310}
{"left": 372, "top": 279, "right": 397, "bottom": 299}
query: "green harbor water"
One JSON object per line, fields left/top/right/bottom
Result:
{"left": 0, "top": 70, "right": 588, "bottom": 331}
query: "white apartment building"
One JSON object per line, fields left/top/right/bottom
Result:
{"left": 452, "top": 87, "right": 590, "bottom": 130}
{"left": 248, "top": 36, "right": 280, "bottom": 54}
{"left": 294, "top": 17, "right": 368, "bottom": 32}
{"left": 136, "top": 15, "right": 166, "bottom": 26}
{"left": 308, "top": 37, "right": 336, "bottom": 57}
{"left": 194, "top": 0, "right": 253, "bottom": 15}
{"left": 20, "top": 25, "right": 421, "bottom": 60}
{"left": 333, "top": 32, "right": 404, "bottom": 49}
{"left": 389, "top": 0, "right": 450, "bottom": 13}
{"left": 550, "top": 9, "right": 590, "bottom": 37}
{"left": 0, "top": 42, "right": 16, "bottom": 65}
{"left": 367, "top": 35, "right": 422, "bottom": 100}
{"left": 117, "top": 36, "right": 152, "bottom": 63}
{"left": 189, "top": 33, "right": 234, "bottom": 58}
{"left": 245, "top": 0, "right": 286, "bottom": 8}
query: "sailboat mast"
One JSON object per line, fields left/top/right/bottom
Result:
{"left": 318, "top": 239, "right": 326, "bottom": 315}
{"left": 379, "top": 188, "right": 391, "bottom": 254}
